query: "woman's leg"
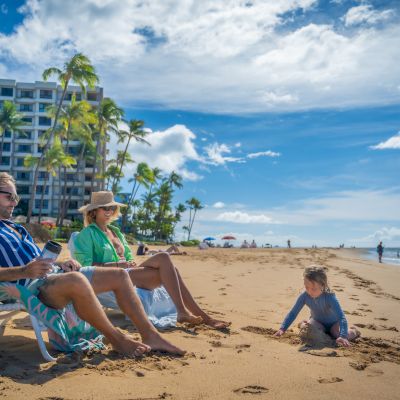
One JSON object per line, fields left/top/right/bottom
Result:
{"left": 134, "top": 253, "right": 230, "bottom": 328}
{"left": 130, "top": 253, "right": 202, "bottom": 324}
{"left": 330, "top": 322, "right": 360, "bottom": 341}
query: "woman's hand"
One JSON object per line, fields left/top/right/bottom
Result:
{"left": 116, "top": 260, "right": 137, "bottom": 269}
{"left": 336, "top": 337, "right": 351, "bottom": 347}
{"left": 274, "top": 329, "right": 285, "bottom": 337}
{"left": 58, "top": 259, "right": 81, "bottom": 272}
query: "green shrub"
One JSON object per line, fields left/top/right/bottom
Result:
{"left": 180, "top": 240, "right": 200, "bottom": 247}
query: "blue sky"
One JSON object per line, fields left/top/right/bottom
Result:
{"left": 1, "top": 0, "right": 399, "bottom": 246}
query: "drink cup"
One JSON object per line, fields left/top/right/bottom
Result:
{"left": 39, "top": 240, "right": 62, "bottom": 274}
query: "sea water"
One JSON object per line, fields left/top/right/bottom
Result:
{"left": 364, "top": 247, "right": 400, "bottom": 266}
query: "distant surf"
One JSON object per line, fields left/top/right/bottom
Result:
{"left": 362, "top": 247, "right": 400, "bottom": 266}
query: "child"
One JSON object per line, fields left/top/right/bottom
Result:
{"left": 274, "top": 265, "right": 360, "bottom": 347}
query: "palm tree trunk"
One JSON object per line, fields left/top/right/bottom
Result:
{"left": 58, "top": 126, "right": 71, "bottom": 227}
{"left": 0, "top": 133, "right": 5, "bottom": 163}
{"left": 112, "top": 137, "right": 131, "bottom": 191}
{"left": 27, "top": 82, "right": 69, "bottom": 223}
{"left": 38, "top": 182, "right": 46, "bottom": 223}
{"left": 90, "top": 133, "right": 100, "bottom": 194}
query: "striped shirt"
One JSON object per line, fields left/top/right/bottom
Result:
{"left": 0, "top": 220, "right": 42, "bottom": 286}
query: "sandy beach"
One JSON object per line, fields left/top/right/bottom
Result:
{"left": 1, "top": 247, "right": 399, "bottom": 400}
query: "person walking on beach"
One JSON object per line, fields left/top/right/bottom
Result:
{"left": 377, "top": 241, "right": 384, "bottom": 263}
{"left": 274, "top": 265, "right": 360, "bottom": 347}
{"left": 287, "top": 239, "right": 291, "bottom": 248}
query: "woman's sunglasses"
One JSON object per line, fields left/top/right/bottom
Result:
{"left": 99, "top": 206, "right": 117, "bottom": 212}
{"left": 0, "top": 190, "right": 20, "bottom": 203}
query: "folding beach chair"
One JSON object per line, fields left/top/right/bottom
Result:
{"left": 0, "top": 301, "right": 56, "bottom": 362}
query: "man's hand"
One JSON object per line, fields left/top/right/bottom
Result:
{"left": 23, "top": 258, "right": 53, "bottom": 279}
{"left": 58, "top": 259, "right": 81, "bottom": 272}
{"left": 336, "top": 337, "right": 351, "bottom": 347}
{"left": 116, "top": 260, "right": 137, "bottom": 269}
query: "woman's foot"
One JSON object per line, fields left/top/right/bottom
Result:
{"left": 177, "top": 311, "right": 203, "bottom": 325}
{"left": 112, "top": 335, "right": 151, "bottom": 357}
{"left": 203, "top": 317, "right": 231, "bottom": 330}
{"left": 142, "top": 332, "right": 186, "bottom": 355}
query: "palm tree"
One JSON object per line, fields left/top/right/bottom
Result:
{"left": 111, "top": 119, "right": 150, "bottom": 191}
{"left": 25, "top": 137, "right": 76, "bottom": 222}
{"left": 0, "top": 101, "right": 24, "bottom": 161}
{"left": 27, "top": 53, "right": 99, "bottom": 222}
{"left": 185, "top": 197, "right": 203, "bottom": 240}
{"left": 91, "top": 98, "right": 124, "bottom": 193}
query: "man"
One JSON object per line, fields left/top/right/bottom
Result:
{"left": 377, "top": 241, "right": 384, "bottom": 263}
{"left": 0, "top": 172, "right": 184, "bottom": 357}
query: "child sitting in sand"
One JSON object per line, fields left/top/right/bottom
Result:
{"left": 274, "top": 265, "right": 360, "bottom": 347}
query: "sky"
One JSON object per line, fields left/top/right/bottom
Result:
{"left": 1, "top": 0, "right": 399, "bottom": 247}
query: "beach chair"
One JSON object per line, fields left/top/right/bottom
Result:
{"left": 0, "top": 301, "right": 56, "bottom": 362}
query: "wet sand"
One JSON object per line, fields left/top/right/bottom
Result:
{"left": 1, "top": 247, "right": 399, "bottom": 399}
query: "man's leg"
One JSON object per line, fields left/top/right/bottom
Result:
{"left": 90, "top": 267, "right": 185, "bottom": 355}
{"left": 38, "top": 272, "right": 149, "bottom": 356}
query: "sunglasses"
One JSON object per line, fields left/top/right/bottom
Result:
{"left": 99, "top": 206, "right": 117, "bottom": 212}
{"left": 0, "top": 190, "right": 20, "bottom": 203}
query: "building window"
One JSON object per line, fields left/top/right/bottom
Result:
{"left": 38, "top": 172, "right": 49, "bottom": 180}
{"left": 21, "top": 117, "right": 33, "bottom": 125}
{"left": 37, "top": 144, "right": 44, "bottom": 153}
{"left": 87, "top": 92, "right": 98, "bottom": 101}
{"left": 66, "top": 187, "right": 79, "bottom": 195}
{"left": 1, "top": 143, "right": 11, "bottom": 152}
{"left": 39, "top": 116, "right": 52, "bottom": 126}
{"left": 0, "top": 156, "right": 10, "bottom": 166}
{"left": 1, "top": 87, "right": 13, "bottom": 97}
{"left": 20, "top": 103, "right": 33, "bottom": 112}
{"left": 40, "top": 89, "right": 52, "bottom": 99}
{"left": 4, "top": 130, "right": 11, "bottom": 138}
{"left": 38, "top": 130, "right": 47, "bottom": 138}
{"left": 16, "top": 144, "right": 32, "bottom": 153}
{"left": 35, "top": 199, "right": 49, "bottom": 209}
{"left": 16, "top": 131, "right": 32, "bottom": 139}
{"left": 20, "top": 90, "right": 34, "bottom": 99}
{"left": 65, "top": 92, "right": 82, "bottom": 101}
{"left": 17, "top": 185, "right": 30, "bottom": 195}
{"left": 15, "top": 158, "right": 25, "bottom": 167}
{"left": 69, "top": 201, "right": 78, "bottom": 209}
{"left": 38, "top": 103, "right": 48, "bottom": 112}
{"left": 16, "top": 171, "right": 30, "bottom": 181}
{"left": 36, "top": 186, "right": 49, "bottom": 194}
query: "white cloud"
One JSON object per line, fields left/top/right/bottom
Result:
{"left": 203, "top": 143, "right": 245, "bottom": 165}
{"left": 343, "top": 5, "right": 394, "bottom": 27}
{"left": 0, "top": 1, "right": 399, "bottom": 113}
{"left": 247, "top": 150, "right": 281, "bottom": 158}
{"left": 216, "top": 211, "right": 283, "bottom": 224}
{"left": 365, "top": 227, "right": 400, "bottom": 241}
{"left": 108, "top": 124, "right": 202, "bottom": 181}
{"left": 212, "top": 201, "right": 226, "bottom": 209}
{"left": 370, "top": 132, "right": 400, "bottom": 150}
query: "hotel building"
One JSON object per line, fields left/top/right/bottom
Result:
{"left": 0, "top": 78, "right": 104, "bottom": 219}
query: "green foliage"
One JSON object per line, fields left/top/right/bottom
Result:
{"left": 180, "top": 239, "right": 200, "bottom": 247}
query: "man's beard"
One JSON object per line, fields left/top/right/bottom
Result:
{"left": 0, "top": 207, "right": 13, "bottom": 220}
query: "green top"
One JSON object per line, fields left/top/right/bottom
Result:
{"left": 74, "top": 223, "right": 133, "bottom": 266}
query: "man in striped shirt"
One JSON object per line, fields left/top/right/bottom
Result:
{"left": 0, "top": 172, "right": 184, "bottom": 357}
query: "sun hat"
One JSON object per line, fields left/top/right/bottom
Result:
{"left": 78, "top": 191, "right": 126, "bottom": 213}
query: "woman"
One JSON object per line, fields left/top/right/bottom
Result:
{"left": 74, "top": 191, "right": 229, "bottom": 329}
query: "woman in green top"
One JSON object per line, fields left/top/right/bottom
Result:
{"left": 74, "top": 191, "right": 229, "bottom": 329}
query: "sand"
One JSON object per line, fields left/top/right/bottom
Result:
{"left": 1, "top": 247, "right": 400, "bottom": 400}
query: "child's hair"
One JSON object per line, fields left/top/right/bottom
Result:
{"left": 303, "top": 265, "right": 330, "bottom": 292}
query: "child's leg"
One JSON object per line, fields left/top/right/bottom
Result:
{"left": 329, "top": 322, "right": 360, "bottom": 340}
{"left": 299, "top": 318, "right": 326, "bottom": 331}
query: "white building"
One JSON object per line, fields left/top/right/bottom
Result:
{"left": 0, "top": 79, "right": 104, "bottom": 219}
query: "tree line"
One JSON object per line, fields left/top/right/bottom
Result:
{"left": 0, "top": 53, "right": 202, "bottom": 241}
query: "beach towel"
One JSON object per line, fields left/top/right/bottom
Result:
{"left": 0, "top": 282, "right": 104, "bottom": 353}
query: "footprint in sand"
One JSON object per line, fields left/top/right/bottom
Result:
{"left": 233, "top": 385, "right": 269, "bottom": 395}
{"left": 318, "top": 377, "right": 343, "bottom": 384}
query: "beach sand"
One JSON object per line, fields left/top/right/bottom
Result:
{"left": 1, "top": 247, "right": 399, "bottom": 399}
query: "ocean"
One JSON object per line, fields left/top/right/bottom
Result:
{"left": 363, "top": 247, "right": 400, "bottom": 266}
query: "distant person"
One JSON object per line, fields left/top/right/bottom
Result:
{"left": 241, "top": 240, "right": 249, "bottom": 248}
{"left": 274, "top": 265, "right": 360, "bottom": 347}
{"left": 397, "top": 251, "right": 399, "bottom": 258}
{"left": 250, "top": 240, "right": 257, "bottom": 248}
{"left": 287, "top": 239, "right": 291, "bottom": 248}
{"left": 198, "top": 241, "right": 209, "bottom": 250}
{"left": 377, "top": 241, "right": 384, "bottom": 263}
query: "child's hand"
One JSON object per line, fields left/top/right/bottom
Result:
{"left": 274, "top": 329, "right": 285, "bottom": 337}
{"left": 336, "top": 337, "right": 351, "bottom": 347}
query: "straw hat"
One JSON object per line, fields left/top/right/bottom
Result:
{"left": 78, "top": 191, "right": 126, "bottom": 213}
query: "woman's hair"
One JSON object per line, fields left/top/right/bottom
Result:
{"left": 303, "top": 265, "right": 330, "bottom": 292}
{"left": 83, "top": 206, "right": 121, "bottom": 226}
{"left": 0, "top": 172, "right": 16, "bottom": 188}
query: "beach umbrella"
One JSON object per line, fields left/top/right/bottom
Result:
{"left": 203, "top": 237, "right": 216, "bottom": 241}
{"left": 222, "top": 235, "right": 236, "bottom": 240}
